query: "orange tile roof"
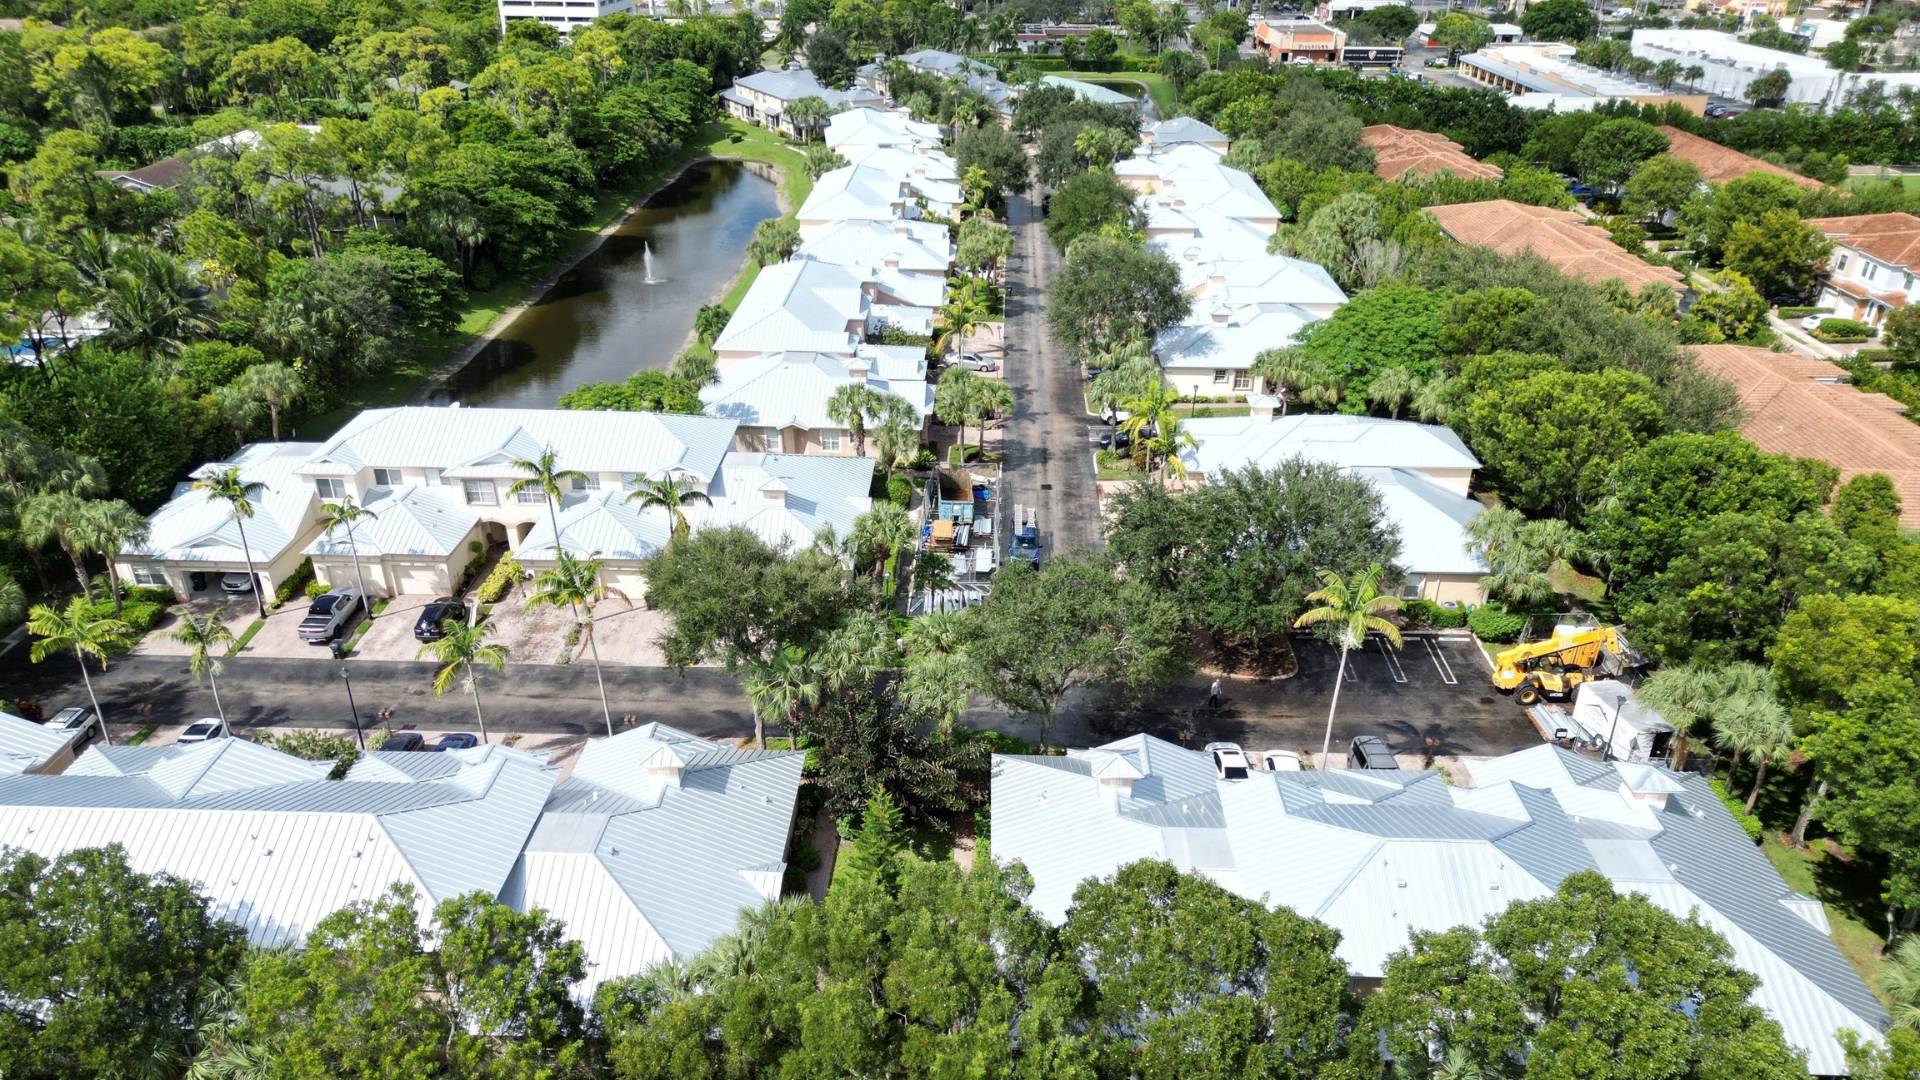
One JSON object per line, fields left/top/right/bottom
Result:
{"left": 1691, "top": 343, "right": 1920, "bottom": 527}
{"left": 1362, "top": 125, "right": 1503, "bottom": 183}
{"left": 1425, "top": 199, "right": 1686, "bottom": 294}
{"left": 1654, "top": 126, "right": 1823, "bottom": 190}
{"left": 1808, "top": 213, "right": 1920, "bottom": 274}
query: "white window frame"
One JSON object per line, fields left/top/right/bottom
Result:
{"left": 1212, "top": 369, "right": 1228, "bottom": 384}
{"left": 1836, "top": 253, "right": 1849, "bottom": 272}
{"left": 516, "top": 488, "right": 547, "bottom": 505}
{"left": 571, "top": 474, "right": 600, "bottom": 492}
{"left": 1231, "top": 371, "right": 1252, "bottom": 391}
{"left": 1400, "top": 575, "right": 1425, "bottom": 600}
{"left": 464, "top": 480, "right": 497, "bottom": 506}
{"left": 315, "top": 478, "right": 346, "bottom": 500}
{"left": 1864, "top": 262, "right": 1879, "bottom": 282}
{"left": 130, "top": 564, "right": 167, "bottom": 586}
{"left": 372, "top": 468, "right": 402, "bottom": 487}
{"left": 820, "top": 429, "right": 843, "bottom": 452}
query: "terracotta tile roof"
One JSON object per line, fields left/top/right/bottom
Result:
{"left": 1654, "top": 127, "right": 1823, "bottom": 190}
{"left": 1362, "top": 125, "right": 1503, "bottom": 183}
{"left": 1691, "top": 343, "right": 1920, "bottom": 527}
{"left": 1808, "top": 213, "right": 1920, "bottom": 274}
{"left": 1425, "top": 200, "right": 1686, "bottom": 294}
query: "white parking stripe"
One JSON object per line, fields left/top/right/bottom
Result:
{"left": 1424, "top": 637, "right": 1458, "bottom": 685}
{"left": 1373, "top": 634, "right": 1407, "bottom": 683}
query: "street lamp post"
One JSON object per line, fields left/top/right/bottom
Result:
{"left": 333, "top": 646, "right": 366, "bottom": 750}
{"left": 1604, "top": 692, "right": 1625, "bottom": 762}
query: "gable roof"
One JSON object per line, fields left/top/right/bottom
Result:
{"left": 712, "top": 259, "right": 870, "bottom": 355}
{"left": 1808, "top": 212, "right": 1920, "bottom": 273}
{"left": 1155, "top": 302, "right": 1324, "bottom": 372}
{"left": 823, "top": 107, "right": 943, "bottom": 152}
{"left": 797, "top": 163, "right": 910, "bottom": 224}
{"left": 1179, "top": 413, "right": 1481, "bottom": 476}
{"left": 0, "top": 711, "right": 75, "bottom": 775}
{"left": 121, "top": 441, "right": 320, "bottom": 566}
{"left": 797, "top": 218, "right": 951, "bottom": 275}
{"left": 1426, "top": 199, "right": 1687, "bottom": 295}
{"left": 1692, "top": 343, "right": 1920, "bottom": 526}
{"left": 1145, "top": 116, "right": 1229, "bottom": 149}
{"left": 1656, "top": 126, "right": 1824, "bottom": 189}
{"left": 702, "top": 349, "right": 933, "bottom": 429}
{"left": 303, "top": 483, "right": 479, "bottom": 559}
{"left": 1351, "top": 466, "right": 1487, "bottom": 576}
{"left": 1362, "top": 124, "right": 1503, "bottom": 182}
{"left": 732, "top": 68, "right": 880, "bottom": 111}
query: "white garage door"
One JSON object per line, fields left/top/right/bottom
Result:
{"left": 394, "top": 562, "right": 447, "bottom": 597}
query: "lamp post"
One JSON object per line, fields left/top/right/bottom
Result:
{"left": 332, "top": 642, "right": 366, "bottom": 750}
{"left": 1604, "top": 692, "right": 1625, "bottom": 762}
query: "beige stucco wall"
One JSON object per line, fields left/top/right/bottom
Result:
{"left": 1164, "top": 365, "right": 1257, "bottom": 401}
{"left": 115, "top": 523, "right": 322, "bottom": 601}
{"left": 312, "top": 542, "right": 476, "bottom": 599}
{"left": 1420, "top": 574, "right": 1486, "bottom": 607}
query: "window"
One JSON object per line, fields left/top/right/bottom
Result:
{"left": 1837, "top": 254, "right": 1849, "bottom": 272}
{"left": 1212, "top": 369, "right": 1227, "bottom": 384}
{"left": 517, "top": 488, "right": 547, "bottom": 504}
{"left": 1400, "top": 575, "right": 1425, "bottom": 600}
{"left": 622, "top": 473, "right": 642, "bottom": 491}
{"left": 1906, "top": 273, "right": 1915, "bottom": 292}
{"left": 372, "top": 468, "right": 401, "bottom": 487}
{"left": 464, "top": 480, "right": 497, "bottom": 506}
{"left": 820, "top": 430, "right": 843, "bottom": 451}
{"left": 570, "top": 474, "right": 600, "bottom": 492}
{"left": 1865, "top": 262, "right": 1879, "bottom": 282}
{"left": 314, "top": 478, "right": 346, "bottom": 500}
{"left": 130, "top": 564, "right": 167, "bottom": 586}
{"left": 1231, "top": 371, "right": 1252, "bottom": 391}
{"left": 425, "top": 468, "right": 444, "bottom": 486}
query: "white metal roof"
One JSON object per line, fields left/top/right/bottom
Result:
{"left": 303, "top": 483, "right": 479, "bottom": 559}
{"left": 1351, "top": 467, "right": 1487, "bottom": 576}
{"left": 992, "top": 737, "right": 1888, "bottom": 1075}
{"left": 702, "top": 350, "right": 932, "bottom": 431}
{"left": 1155, "top": 302, "right": 1323, "bottom": 373}
{"left": 823, "top": 107, "right": 943, "bottom": 153}
{"left": 121, "top": 442, "right": 320, "bottom": 567}
{"left": 300, "top": 407, "right": 738, "bottom": 484}
{"left": 797, "top": 219, "right": 951, "bottom": 275}
{"left": 1146, "top": 116, "right": 1229, "bottom": 148}
{"left": 796, "top": 164, "right": 910, "bottom": 225}
{"left": 713, "top": 259, "right": 869, "bottom": 356}
{"left": 0, "top": 711, "right": 74, "bottom": 774}
{"left": 1180, "top": 413, "right": 1480, "bottom": 476}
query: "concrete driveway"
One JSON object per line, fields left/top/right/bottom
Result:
{"left": 351, "top": 595, "right": 458, "bottom": 662}
{"left": 133, "top": 600, "right": 256, "bottom": 658}
{"left": 238, "top": 604, "right": 339, "bottom": 659}
{"left": 481, "top": 602, "right": 574, "bottom": 666}
{"left": 581, "top": 600, "right": 671, "bottom": 666}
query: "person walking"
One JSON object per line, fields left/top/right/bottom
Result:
{"left": 1208, "top": 678, "right": 1221, "bottom": 714}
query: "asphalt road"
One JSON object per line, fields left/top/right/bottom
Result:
{"left": 1001, "top": 188, "right": 1104, "bottom": 557}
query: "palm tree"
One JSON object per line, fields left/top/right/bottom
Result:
{"left": 28, "top": 599, "right": 132, "bottom": 743}
{"left": 83, "top": 499, "right": 147, "bottom": 616}
{"left": 193, "top": 467, "right": 269, "bottom": 619}
{"left": 825, "top": 385, "right": 905, "bottom": 458}
{"left": 235, "top": 363, "right": 304, "bottom": 441}
{"left": 1434, "top": 1046, "right": 1487, "bottom": 1080}
{"left": 1409, "top": 375, "right": 1451, "bottom": 424}
{"left": 507, "top": 447, "right": 586, "bottom": 550}
{"left": 20, "top": 492, "right": 101, "bottom": 601}
{"left": 784, "top": 95, "right": 830, "bottom": 141}
{"left": 99, "top": 246, "right": 217, "bottom": 361}
{"left": 524, "top": 551, "right": 620, "bottom": 737}
{"left": 1251, "top": 348, "right": 1340, "bottom": 414}
{"left": 1883, "top": 936, "right": 1920, "bottom": 1033}
{"left": 850, "top": 504, "right": 916, "bottom": 585}
{"left": 870, "top": 413, "right": 919, "bottom": 481}
{"left": 625, "top": 475, "right": 713, "bottom": 539}
{"left": 1365, "top": 367, "right": 1420, "bottom": 419}
{"left": 1142, "top": 413, "right": 1198, "bottom": 485}
{"left": 319, "top": 498, "right": 380, "bottom": 620}
{"left": 743, "top": 645, "right": 820, "bottom": 748}
{"left": 1685, "top": 64, "right": 1705, "bottom": 92}
{"left": 934, "top": 286, "right": 993, "bottom": 364}
{"left": 1293, "top": 565, "right": 1403, "bottom": 767}
{"left": 1713, "top": 689, "right": 1795, "bottom": 812}
{"left": 1119, "top": 386, "right": 1178, "bottom": 471}
{"left": 913, "top": 550, "right": 955, "bottom": 612}
{"left": 169, "top": 607, "right": 235, "bottom": 723}
{"left": 417, "top": 619, "right": 509, "bottom": 743}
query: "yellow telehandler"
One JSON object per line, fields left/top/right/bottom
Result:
{"left": 1490, "top": 624, "right": 1645, "bottom": 706}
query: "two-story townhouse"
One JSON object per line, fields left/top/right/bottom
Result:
{"left": 823, "top": 107, "right": 943, "bottom": 155}
{"left": 795, "top": 163, "right": 920, "bottom": 236}
{"left": 113, "top": 442, "right": 324, "bottom": 600}
{"left": 1151, "top": 255, "right": 1350, "bottom": 398}
{"left": 701, "top": 347, "right": 934, "bottom": 455}
{"left": 710, "top": 259, "right": 875, "bottom": 364}
{"left": 1807, "top": 213, "right": 1920, "bottom": 329}
{"left": 1140, "top": 117, "right": 1231, "bottom": 157}
{"left": 718, "top": 69, "right": 884, "bottom": 140}
{"left": 833, "top": 145, "right": 965, "bottom": 217}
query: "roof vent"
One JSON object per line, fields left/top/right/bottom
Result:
{"left": 1396, "top": 879, "right": 1408, "bottom": 888}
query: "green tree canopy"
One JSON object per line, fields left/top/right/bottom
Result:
{"left": 1045, "top": 234, "right": 1190, "bottom": 361}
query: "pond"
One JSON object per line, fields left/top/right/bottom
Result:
{"left": 435, "top": 159, "right": 782, "bottom": 409}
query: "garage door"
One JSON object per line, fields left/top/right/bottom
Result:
{"left": 395, "top": 562, "right": 447, "bottom": 597}
{"left": 607, "top": 569, "right": 648, "bottom": 601}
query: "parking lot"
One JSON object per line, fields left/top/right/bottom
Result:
{"left": 1072, "top": 633, "right": 1541, "bottom": 760}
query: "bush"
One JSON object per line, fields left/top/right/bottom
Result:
{"left": 304, "top": 579, "right": 331, "bottom": 600}
{"left": 124, "top": 584, "right": 177, "bottom": 606}
{"left": 908, "top": 448, "right": 937, "bottom": 471}
{"left": 1815, "top": 318, "right": 1875, "bottom": 343}
{"left": 886, "top": 474, "right": 914, "bottom": 508}
{"left": 1467, "top": 602, "right": 1529, "bottom": 643}
{"left": 1709, "top": 777, "right": 1764, "bottom": 841}
{"left": 269, "top": 730, "right": 360, "bottom": 779}
{"left": 476, "top": 553, "right": 522, "bottom": 604}
{"left": 273, "top": 558, "right": 314, "bottom": 607}
{"left": 1777, "top": 306, "right": 1829, "bottom": 319}
{"left": 1403, "top": 598, "right": 1467, "bottom": 628}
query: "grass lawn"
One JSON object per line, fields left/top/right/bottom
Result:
{"left": 1057, "top": 70, "right": 1178, "bottom": 115}
{"left": 292, "top": 120, "right": 809, "bottom": 437}
{"left": 1762, "top": 833, "right": 1893, "bottom": 1003}
{"left": 1846, "top": 172, "right": 1920, "bottom": 194}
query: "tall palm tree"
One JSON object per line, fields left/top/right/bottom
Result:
{"left": 417, "top": 619, "right": 509, "bottom": 743}
{"left": 99, "top": 246, "right": 217, "bottom": 361}
{"left": 507, "top": 448, "right": 586, "bottom": 550}
{"left": 319, "top": 498, "right": 380, "bottom": 620}
{"left": 743, "top": 646, "right": 820, "bottom": 748}
{"left": 20, "top": 491, "right": 101, "bottom": 601}
{"left": 1465, "top": 508, "right": 1588, "bottom": 609}
{"left": 235, "top": 363, "right": 304, "bottom": 441}
{"left": 524, "top": 551, "right": 620, "bottom": 737}
{"left": 1293, "top": 565, "right": 1403, "bottom": 767}
{"left": 625, "top": 475, "right": 713, "bottom": 539}
{"left": 28, "top": 599, "right": 132, "bottom": 743}
{"left": 1119, "top": 386, "right": 1179, "bottom": 471}
{"left": 784, "top": 95, "right": 830, "bottom": 141}
{"left": 1409, "top": 375, "right": 1451, "bottom": 424}
{"left": 193, "top": 467, "right": 269, "bottom": 619}
{"left": 934, "top": 286, "right": 993, "bottom": 364}
{"left": 1713, "top": 690, "right": 1795, "bottom": 812}
{"left": 1251, "top": 348, "right": 1339, "bottom": 414}
{"left": 851, "top": 504, "right": 916, "bottom": 585}
{"left": 1365, "top": 367, "right": 1420, "bottom": 419}
{"left": 870, "top": 413, "right": 919, "bottom": 481}
{"left": 84, "top": 499, "right": 148, "bottom": 617}
{"left": 1882, "top": 936, "right": 1920, "bottom": 1033}
{"left": 912, "top": 550, "right": 955, "bottom": 612}
{"left": 825, "top": 384, "right": 899, "bottom": 457}
{"left": 170, "top": 607, "right": 235, "bottom": 723}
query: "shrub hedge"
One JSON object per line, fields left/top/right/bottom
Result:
{"left": 477, "top": 553, "right": 522, "bottom": 604}
{"left": 1467, "top": 602, "right": 1529, "bottom": 643}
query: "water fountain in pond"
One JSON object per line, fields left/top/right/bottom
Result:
{"left": 641, "top": 241, "right": 661, "bottom": 284}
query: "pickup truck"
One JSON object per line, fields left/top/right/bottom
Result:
{"left": 298, "top": 588, "right": 363, "bottom": 644}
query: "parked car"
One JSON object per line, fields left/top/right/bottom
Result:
{"left": 382, "top": 732, "right": 426, "bottom": 752}
{"left": 1009, "top": 522, "right": 1042, "bottom": 566}
{"left": 298, "top": 588, "right": 363, "bottom": 644}
{"left": 1261, "top": 749, "right": 1304, "bottom": 772}
{"left": 432, "top": 733, "right": 480, "bottom": 752}
{"left": 413, "top": 596, "right": 470, "bottom": 642}
{"left": 43, "top": 706, "right": 101, "bottom": 746}
{"left": 1099, "top": 428, "right": 1133, "bottom": 452}
{"left": 1801, "top": 313, "right": 1827, "bottom": 331}
{"left": 177, "top": 718, "right": 228, "bottom": 744}
{"left": 1348, "top": 735, "right": 1399, "bottom": 770}
{"left": 949, "top": 353, "right": 999, "bottom": 373}
{"left": 1425, "top": 56, "right": 1452, "bottom": 68}
{"left": 220, "top": 572, "right": 255, "bottom": 594}
{"left": 1207, "top": 741, "right": 1252, "bottom": 780}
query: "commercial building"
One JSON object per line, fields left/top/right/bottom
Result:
{"left": 1633, "top": 28, "right": 1920, "bottom": 109}
{"left": 991, "top": 736, "right": 1887, "bottom": 1076}
{"left": 1174, "top": 408, "right": 1489, "bottom": 604}
{"left": 1426, "top": 199, "right": 1688, "bottom": 297}
{"left": 1361, "top": 124, "right": 1503, "bottom": 182}
{"left": 1807, "top": 212, "right": 1920, "bottom": 328}
{"left": 1252, "top": 18, "right": 1347, "bottom": 64}
{"left": 1692, "top": 344, "right": 1920, "bottom": 526}
{"left": 0, "top": 725, "right": 805, "bottom": 1000}
{"left": 1457, "top": 42, "right": 1708, "bottom": 113}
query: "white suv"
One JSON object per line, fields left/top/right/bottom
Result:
{"left": 1206, "top": 742, "right": 1251, "bottom": 780}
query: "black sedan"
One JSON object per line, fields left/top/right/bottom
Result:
{"left": 413, "top": 597, "right": 469, "bottom": 642}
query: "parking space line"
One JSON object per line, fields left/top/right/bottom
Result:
{"left": 1423, "top": 637, "right": 1458, "bottom": 685}
{"left": 1373, "top": 634, "right": 1407, "bottom": 684}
